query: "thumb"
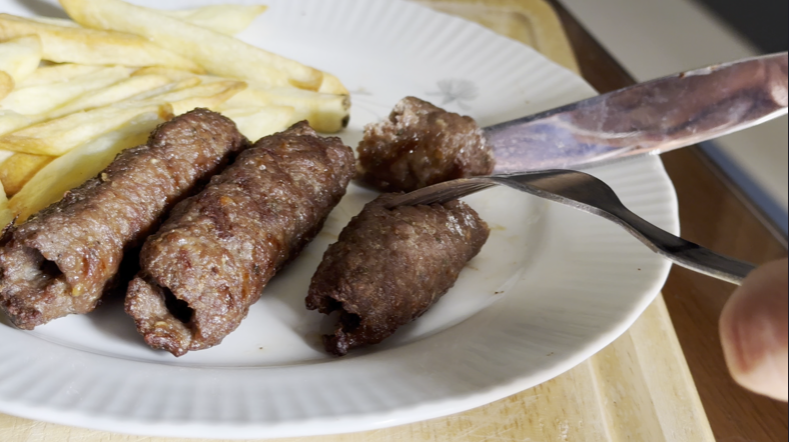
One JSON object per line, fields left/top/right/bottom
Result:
{"left": 720, "top": 258, "right": 788, "bottom": 401}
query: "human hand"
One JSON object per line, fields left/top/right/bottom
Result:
{"left": 720, "top": 258, "right": 788, "bottom": 401}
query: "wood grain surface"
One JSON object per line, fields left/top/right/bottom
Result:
{"left": 0, "top": 1, "right": 736, "bottom": 441}
{"left": 0, "top": 296, "right": 713, "bottom": 442}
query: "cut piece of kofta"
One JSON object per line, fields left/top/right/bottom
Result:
{"left": 126, "top": 121, "right": 355, "bottom": 356}
{"left": 306, "top": 193, "right": 490, "bottom": 356}
{"left": 357, "top": 96, "right": 494, "bottom": 192}
{"left": 0, "top": 109, "right": 248, "bottom": 329}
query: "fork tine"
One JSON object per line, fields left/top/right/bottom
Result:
{"left": 384, "top": 179, "right": 495, "bottom": 208}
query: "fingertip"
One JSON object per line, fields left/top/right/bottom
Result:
{"left": 720, "top": 258, "right": 788, "bottom": 402}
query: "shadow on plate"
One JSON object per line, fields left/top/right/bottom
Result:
{"left": 83, "top": 291, "right": 146, "bottom": 347}
{"left": 12, "top": 0, "right": 70, "bottom": 18}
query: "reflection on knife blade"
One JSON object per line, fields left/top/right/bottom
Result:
{"left": 485, "top": 52, "right": 788, "bottom": 173}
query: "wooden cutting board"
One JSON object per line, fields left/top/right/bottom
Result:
{"left": 0, "top": 1, "right": 715, "bottom": 441}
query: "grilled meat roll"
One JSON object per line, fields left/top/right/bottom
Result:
{"left": 306, "top": 193, "right": 489, "bottom": 356}
{"left": 126, "top": 121, "right": 355, "bottom": 356}
{"left": 0, "top": 109, "right": 248, "bottom": 329}
{"left": 357, "top": 96, "right": 494, "bottom": 192}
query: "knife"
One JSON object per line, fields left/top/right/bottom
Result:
{"left": 486, "top": 52, "right": 788, "bottom": 173}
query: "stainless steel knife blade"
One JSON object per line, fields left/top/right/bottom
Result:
{"left": 486, "top": 52, "right": 788, "bottom": 174}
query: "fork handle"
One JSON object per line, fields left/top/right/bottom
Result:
{"left": 610, "top": 208, "right": 756, "bottom": 285}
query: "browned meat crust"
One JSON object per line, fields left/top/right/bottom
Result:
{"left": 357, "top": 96, "right": 494, "bottom": 192}
{"left": 306, "top": 194, "right": 489, "bottom": 356}
{"left": 0, "top": 109, "right": 248, "bottom": 329}
{"left": 125, "top": 121, "right": 355, "bottom": 356}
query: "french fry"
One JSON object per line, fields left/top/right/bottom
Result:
{"left": 318, "top": 72, "right": 350, "bottom": 96}
{"left": 0, "top": 110, "right": 32, "bottom": 137}
{"left": 0, "top": 35, "right": 42, "bottom": 85}
{"left": 19, "top": 63, "right": 103, "bottom": 87}
{"left": 0, "top": 71, "right": 12, "bottom": 102}
{"left": 2, "top": 65, "right": 133, "bottom": 116}
{"left": 132, "top": 50, "right": 348, "bottom": 98}
{"left": 47, "top": 74, "right": 173, "bottom": 118}
{"left": 29, "top": 6, "right": 266, "bottom": 36}
{"left": 0, "top": 101, "right": 173, "bottom": 156}
{"left": 0, "top": 150, "right": 14, "bottom": 165}
{"left": 0, "top": 75, "right": 245, "bottom": 156}
{"left": 218, "top": 104, "right": 294, "bottom": 141}
{"left": 125, "top": 77, "right": 202, "bottom": 101}
{"left": 138, "top": 69, "right": 349, "bottom": 131}
{"left": 0, "top": 180, "right": 11, "bottom": 228}
{"left": 132, "top": 49, "right": 350, "bottom": 100}
{"left": 139, "top": 79, "right": 247, "bottom": 115}
{"left": 131, "top": 67, "right": 225, "bottom": 86}
{"left": 0, "top": 13, "right": 204, "bottom": 73}
{"left": 9, "top": 111, "right": 165, "bottom": 223}
{"left": 27, "top": 16, "right": 80, "bottom": 28}
{"left": 60, "top": 0, "right": 323, "bottom": 90}
{"left": 131, "top": 66, "right": 196, "bottom": 81}
{"left": 0, "top": 152, "right": 54, "bottom": 196}
{"left": 157, "top": 4, "right": 267, "bottom": 36}
{"left": 224, "top": 83, "right": 350, "bottom": 133}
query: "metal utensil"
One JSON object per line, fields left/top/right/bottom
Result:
{"left": 486, "top": 52, "right": 788, "bottom": 173}
{"left": 385, "top": 170, "right": 756, "bottom": 284}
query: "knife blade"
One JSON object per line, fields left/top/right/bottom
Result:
{"left": 486, "top": 52, "right": 788, "bottom": 174}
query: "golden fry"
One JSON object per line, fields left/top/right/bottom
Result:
{"left": 0, "top": 71, "right": 13, "bottom": 102}
{"left": 0, "top": 150, "right": 14, "bottom": 166}
{"left": 0, "top": 102, "right": 173, "bottom": 156}
{"left": 131, "top": 66, "right": 196, "bottom": 81}
{"left": 0, "top": 13, "right": 204, "bottom": 72}
{"left": 9, "top": 112, "right": 165, "bottom": 223}
{"left": 218, "top": 104, "right": 294, "bottom": 141}
{"left": 27, "top": 16, "right": 80, "bottom": 28}
{"left": 60, "top": 0, "right": 322, "bottom": 90}
{"left": 139, "top": 79, "right": 247, "bottom": 115}
{"left": 131, "top": 67, "right": 223, "bottom": 87}
{"left": 318, "top": 72, "right": 350, "bottom": 96}
{"left": 0, "top": 180, "right": 10, "bottom": 228}
{"left": 135, "top": 58, "right": 350, "bottom": 99}
{"left": 157, "top": 4, "right": 267, "bottom": 35}
{"left": 126, "top": 77, "right": 203, "bottom": 101}
{"left": 0, "top": 35, "right": 42, "bottom": 85}
{"left": 19, "top": 63, "right": 103, "bottom": 87}
{"left": 3, "top": 65, "right": 132, "bottom": 115}
{"left": 131, "top": 69, "right": 345, "bottom": 130}
{"left": 0, "top": 77, "right": 242, "bottom": 156}
{"left": 30, "top": 6, "right": 266, "bottom": 35}
{"left": 0, "top": 152, "right": 54, "bottom": 196}
{"left": 130, "top": 49, "right": 351, "bottom": 102}
{"left": 225, "top": 83, "right": 350, "bottom": 133}
{"left": 48, "top": 74, "right": 172, "bottom": 118}
{"left": 0, "top": 110, "right": 32, "bottom": 137}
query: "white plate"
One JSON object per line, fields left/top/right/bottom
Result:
{"left": 0, "top": 0, "right": 678, "bottom": 439}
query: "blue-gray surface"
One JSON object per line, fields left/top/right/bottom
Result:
{"left": 701, "top": 142, "right": 788, "bottom": 236}
{"left": 691, "top": 0, "right": 788, "bottom": 53}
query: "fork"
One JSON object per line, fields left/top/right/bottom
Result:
{"left": 384, "top": 170, "right": 756, "bottom": 285}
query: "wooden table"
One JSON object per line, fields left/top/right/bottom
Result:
{"left": 1, "top": 1, "right": 786, "bottom": 441}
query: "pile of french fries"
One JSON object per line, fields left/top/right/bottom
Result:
{"left": 0, "top": 0, "right": 350, "bottom": 226}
